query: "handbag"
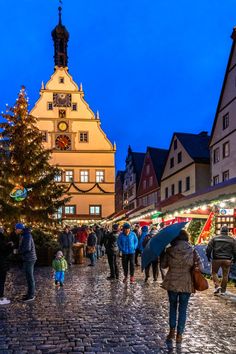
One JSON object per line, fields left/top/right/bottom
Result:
{"left": 192, "top": 250, "right": 209, "bottom": 291}
{"left": 86, "top": 246, "right": 96, "bottom": 254}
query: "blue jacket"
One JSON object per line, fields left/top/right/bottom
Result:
{"left": 19, "top": 228, "right": 37, "bottom": 262}
{"left": 138, "top": 229, "right": 149, "bottom": 252}
{"left": 117, "top": 231, "right": 138, "bottom": 254}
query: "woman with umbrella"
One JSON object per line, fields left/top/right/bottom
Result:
{"left": 161, "top": 229, "right": 202, "bottom": 344}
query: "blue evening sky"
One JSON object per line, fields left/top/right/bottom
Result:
{"left": 0, "top": 0, "right": 235, "bottom": 171}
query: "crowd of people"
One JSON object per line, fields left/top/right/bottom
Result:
{"left": 0, "top": 221, "right": 235, "bottom": 344}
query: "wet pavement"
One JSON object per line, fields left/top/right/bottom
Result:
{"left": 0, "top": 257, "right": 236, "bottom": 354}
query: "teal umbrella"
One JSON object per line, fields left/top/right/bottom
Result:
{"left": 141, "top": 222, "right": 188, "bottom": 270}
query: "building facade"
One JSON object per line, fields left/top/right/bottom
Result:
{"left": 30, "top": 8, "right": 115, "bottom": 222}
{"left": 210, "top": 28, "right": 236, "bottom": 185}
{"left": 161, "top": 132, "right": 210, "bottom": 202}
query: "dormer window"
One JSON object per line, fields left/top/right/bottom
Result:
{"left": 170, "top": 157, "right": 174, "bottom": 168}
{"left": 72, "top": 103, "right": 77, "bottom": 111}
{"left": 223, "top": 113, "right": 229, "bottom": 130}
{"left": 59, "top": 77, "right": 64, "bottom": 84}
{"left": 174, "top": 139, "right": 178, "bottom": 150}
{"left": 47, "top": 102, "right": 53, "bottom": 110}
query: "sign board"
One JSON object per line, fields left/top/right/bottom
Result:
{"left": 218, "top": 209, "right": 234, "bottom": 216}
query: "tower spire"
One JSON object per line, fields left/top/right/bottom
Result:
{"left": 51, "top": 5, "right": 69, "bottom": 68}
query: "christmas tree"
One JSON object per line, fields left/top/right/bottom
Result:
{"left": 0, "top": 86, "right": 70, "bottom": 226}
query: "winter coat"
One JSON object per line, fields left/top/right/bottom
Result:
{"left": 52, "top": 257, "right": 68, "bottom": 272}
{"left": 95, "top": 228, "right": 103, "bottom": 246}
{"left": 19, "top": 228, "right": 37, "bottom": 262}
{"left": 0, "top": 233, "right": 13, "bottom": 272}
{"left": 138, "top": 227, "right": 149, "bottom": 251}
{"left": 76, "top": 228, "right": 88, "bottom": 244}
{"left": 59, "top": 231, "right": 74, "bottom": 249}
{"left": 117, "top": 231, "right": 138, "bottom": 255}
{"left": 206, "top": 234, "right": 236, "bottom": 261}
{"left": 104, "top": 231, "right": 119, "bottom": 254}
{"left": 161, "top": 240, "right": 201, "bottom": 293}
{"left": 87, "top": 232, "right": 97, "bottom": 247}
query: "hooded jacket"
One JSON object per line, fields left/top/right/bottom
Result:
{"left": 161, "top": 240, "right": 202, "bottom": 293}
{"left": 138, "top": 226, "right": 149, "bottom": 251}
{"left": 118, "top": 231, "right": 138, "bottom": 254}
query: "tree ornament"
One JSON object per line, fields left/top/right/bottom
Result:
{"left": 10, "top": 184, "right": 28, "bottom": 202}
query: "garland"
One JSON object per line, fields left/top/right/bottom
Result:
{"left": 65, "top": 182, "right": 109, "bottom": 194}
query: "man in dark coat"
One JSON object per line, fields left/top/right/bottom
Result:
{"left": 104, "top": 223, "right": 120, "bottom": 280}
{"left": 0, "top": 228, "right": 14, "bottom": 305}
{"left": 16, "top": 223, "right": 37, "bottom": 302}
{"left": 59, "top": 226, "right": 74, "bottom": 266}
{"left": 206, "top": 225, "right": 236, "bottom": 294}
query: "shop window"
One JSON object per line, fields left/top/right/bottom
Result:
{"left": 90, "top": 205, "right": 101, "bottom": 215}
{"left": 177, "top": 151, "right": 182, "bottom": 163}
{"left": 186, "top": 176, "right": 190, "bottom": 191}
{"left": 213, "top": 148, "right": 220, "bottom": 163}
{"left": 223, "top": 113, "right": 229, "bottom": 130}
{"left": 64, "top": 205, "right": 76, "bottom": 214}
{"left": 96, "top": 170, "right": 104, "bottom": 183}
{"left": 213, "top": 175, "right": 219, "bottom": 186}
{"left": 65, "top": 170, "right": 74, "bottom": 182}
{"left": 178, "top": 180, "right": 182, "bottom": 194}
{"left": 170, "top": 157, "right": 174, "bottom": 168}
{"left": 223, "top": 141, "right": 230, "bottom": 158}
{"left": 165, "top": 187, "right": 168, "bottom": 199}
{"left": 80, "top": 170, "right": 89, "bottom": 183}
{"left": 222, "top": 170, "right": 229, "bottom": 182}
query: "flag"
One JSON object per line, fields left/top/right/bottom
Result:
{"left": 197, "top": 212, "right": 214, "bottom": 244}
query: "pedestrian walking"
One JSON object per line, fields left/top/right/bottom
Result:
{"left": 52, "top": 250, "right": 68, "bottom": 288}
{"left": 16, "top": 223, "right": 37, "bottom": 302}
{"left": 59, "top": 226, "right": 74, "bottom": 266}
{"left": 161, "top": 229, "right": 202, "bottom": 344}
{"left": 206, "top": 225, "right": 236, "bottom": 295}
{"left": 94, "top": 225, "right": 103, "bottom": 260}
{"left": 104, "top": 223, "right": 120, "bottom": 280}
{"left": 118, "top": 223, "right": 138, "bottom": 283}
{"left": 87, "top": 227, "right": 97, "bottom": 266}
{"left": 142, "top": 228, "right": 159, "bottom": 282}
{"left": 0, "top": 228, "right": 14, "bottom": 305}
{"left": 133, "top": 224, "right": 141, "bottom": 266}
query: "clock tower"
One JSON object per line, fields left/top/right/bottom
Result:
{"left": 30, "top": 7, "right": 116, "bottom": 223}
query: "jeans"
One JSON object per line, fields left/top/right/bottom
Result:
{"left": 96, "top": 245, "right": 102, "bottom": 259}
{"left": 89, "top": 253, "right": 96, "bottom": 265}
{"left": 55, "top": 271, "right": 65, "bottom": 284}
{"left": 145, "top": 259, "right": 158, "bottom": 280}
{"left": 63, "top": 247, "right": 73, "bottom": 265}
{"left": 0, "top": 271, "right": 7, "bottom": 298}
{"left": 168, "top": 291, "right": 191, "bottom": 335}
{"left": 107, "top": 253, "right": 119, "bottom": 278}
{"left": 122, "top": 254, "right": 135, "bottom": 277}
{"left": 23, "top": 261, "right": 36, "bottom": 297}
{"left": 212, "top": 259, "right": 232, "bottom": 292}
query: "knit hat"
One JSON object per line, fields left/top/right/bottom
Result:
{"left": 123, "top": 223, "right": 131, "bottom": 230}
{"left": 15, "top": 223, "right": 25, "bottom": 230}
{"left": 112, "top": 223, "right": 119, "bottom": 231}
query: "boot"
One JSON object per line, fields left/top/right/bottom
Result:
{"left": 176, "top": 333, "right": 183, "bottom": 344}
{"left": 166, "top": 328, "right": 175, "bottom": 341}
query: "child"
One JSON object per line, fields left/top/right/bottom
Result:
{"left": 52, "top": 250, "right": 68, "bottom": 288}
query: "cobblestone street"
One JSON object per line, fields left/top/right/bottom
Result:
{"left": 0, "top": 258, "right": 236, "bottom": 354}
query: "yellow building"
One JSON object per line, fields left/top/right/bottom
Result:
{"left": 30, "top": 7, "right": 115, "bottom": 223}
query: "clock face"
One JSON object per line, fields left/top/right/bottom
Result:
{"left": 55, "top": 135, "right": 71, "bottom": 150}
{"left": 53, "top": 93, "right": 71, "bottom": 107}
{"left": 58, "top": 121, "right": 68, "bottom": 132}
